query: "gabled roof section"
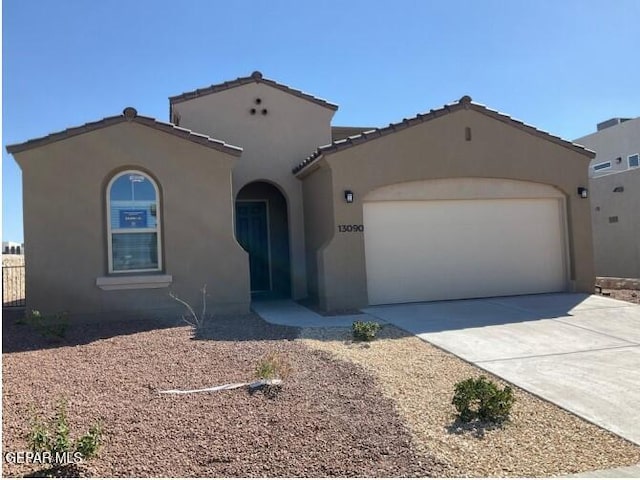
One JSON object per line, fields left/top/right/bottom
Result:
{"left": 331, "top": 125, "right": 376, "bottom": 142}
{"left": 6, "top": 107, "right": 243, "bottom": 156}
{"left": 169, "top": 71, "right": 339, "bottom": 111}
{"left": 294, "top": 96, "right": 596, "bottom": 175}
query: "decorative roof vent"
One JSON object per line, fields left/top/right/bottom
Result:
{"left": 459, "top": 95, "right": 472, "bottom": 108}
{"left": 123, "top": 107, "right": 137, "bottom": 120}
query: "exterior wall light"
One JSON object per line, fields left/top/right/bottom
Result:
{"left": 344, "top": 190, "right": 354, "bottom": 203}
{"left": 577, "top": 187, "right": 589, "bottom": 198}
{"left": 613, "top": 186, "right": 624, "bottom": 193}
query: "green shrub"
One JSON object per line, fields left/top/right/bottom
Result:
{"left": 352, "top": 320, "right": 381, "bottom": 341}
{"left": 28, "top": 400, "right": 102, "bottom": 467}
{"left": 452, "top": 376, "right": 515, "bottom": 423}
{"left": 254, "top": 353, "right": 291, "bottom": 399}
{"left": 20, "top": 310, "right": 69, "bottom": 340}
{"left": 255, "top": 352, "right": 291, "bottom": 380}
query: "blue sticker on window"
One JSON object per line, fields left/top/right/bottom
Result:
{"left": 119, "top": 210, "right": 147, "bottom": 228}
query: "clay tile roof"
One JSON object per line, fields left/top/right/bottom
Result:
{"left": 6, "top": 107, "right": 243, "bottom": 156}
{"left": 293, "top": 96, "right": 596, "bottom": 175}
{"left": 169, "top": 71, "right": 338, "bottom": 111}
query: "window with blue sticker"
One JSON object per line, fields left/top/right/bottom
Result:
{"left": 107, "top": 171, "right": 161, "bottom": 273}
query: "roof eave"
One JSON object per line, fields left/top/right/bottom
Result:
{"left": 291, "top": 96, "right": 596, "bottom": 172}
{"left": 6, "top": 107, "right": 243, "bottom": 157}
{"left": 293, "top": 152, "right": 326, "bottom": 178}
{"left": 467, "top": 103, "right": 597, "bottom": 159}
{"left": 169, "top": 71, "right": 339, "bottom": 112}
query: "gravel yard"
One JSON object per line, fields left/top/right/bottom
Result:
{"left": 4, "top": 309, "right": 640, "bottom": 477}
{"left": 2, "top": 315, "right": 443, "bottom": 477}
{"left": 301, "top": 325, "right": 640, "bottom": 477}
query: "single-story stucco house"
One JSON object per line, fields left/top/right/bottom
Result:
{"left": 6, "top": 71, "right": 596, "bottom": 322}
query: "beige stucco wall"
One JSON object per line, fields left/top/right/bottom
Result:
{"left": 301, "top": 108, "right": 595, "bottom": 311}
{"left": 575, "top": 117, "right": 640, "bottom": 278}
{"left": 589, "top": 169, "right": 640, "bottom": 278}
{"left": 172, "top": 83, "right": 335, "bottom": 299}
{"left": 301, "top": 163, "right": 334, "bottom": 301}
{"left": 14, "top": 121, "right": 249, "bottom": 321}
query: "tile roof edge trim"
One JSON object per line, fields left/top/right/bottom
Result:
{"left": 292, "top": 96, "right": 596, "bottom": 174}
{"left": 6, "top": 107, "right": 243, "bottom": 156}
{"left": 169, "top": 71, "right": 339, "bottom": 111}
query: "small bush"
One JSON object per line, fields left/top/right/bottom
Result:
{"left": 352, "top": 320, "right": 381, "bottom": 341}
{"left": 20, "top": 310, "right": 69, "bottom": 340}
{"left": 452, "top": 376, "right": 515, "bottom": 423}
{"left": 255, "top": 352, "right": 291, "bottom": 380}
{"left": 28, "top": 400, "right": 102, "bottom": 468}
{"left": 254, "top": 353, "right": 291, "bottom": 399}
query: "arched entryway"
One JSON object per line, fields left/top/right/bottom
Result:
{"left": 235, "top": 181, "right": 291, "bottom": 299}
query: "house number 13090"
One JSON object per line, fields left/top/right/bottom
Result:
{"left": 338, "top": 224, "right": 364, "bottom": 232}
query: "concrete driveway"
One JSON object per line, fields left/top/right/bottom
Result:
{"left": 363, "top": 293, "right": 640, "bottom": 445}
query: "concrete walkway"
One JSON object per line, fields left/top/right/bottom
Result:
{"left": 252, "top": 299, "right": 376, "bottom": 328}
{"left": 363, "top": 293, "right": 640, "bottom": 446}
{"left": 566, "top": 463, "right": 640, "bottom": 477}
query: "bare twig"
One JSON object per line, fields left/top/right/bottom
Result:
{"left": 201, "top": 284, "right": 206, "bottom": 322}
{"left": 169, "top": 285, "right": 208, "bottom": 329}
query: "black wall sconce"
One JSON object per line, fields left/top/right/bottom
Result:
{"left": 577, "top": 187, "right": 589, "bottom": 198}
{"left": 613, "top": 186, "right": 624, "bottom": 193}
{"left": 344, "top": 190, "right": 354, "bottom": 203}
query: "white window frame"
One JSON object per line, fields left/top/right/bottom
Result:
{"left": 106, "top": 170, "right": 162, "bottom": 274}
{"left": 628, "top": 153, "right": 639, "bottom": 169}
{"left": 593, "top": 161, "right": 612, "bottom": 172}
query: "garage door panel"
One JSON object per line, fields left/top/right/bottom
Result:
{"left": 364, "top": 199, "right": 566, "bottom": 305}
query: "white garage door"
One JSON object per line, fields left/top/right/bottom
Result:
{"left": 363, "top": 198, "right": 567, "bottom": 305}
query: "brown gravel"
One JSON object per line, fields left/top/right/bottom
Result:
{"left": 2, "top": 315, "right": 443, "bottom": 478}
{"left": 301, "top": 325, "right": 640, "bottom": 477}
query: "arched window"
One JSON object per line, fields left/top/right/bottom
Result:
{"left": 107, "top": 170, "right": 161, "bottom": 273}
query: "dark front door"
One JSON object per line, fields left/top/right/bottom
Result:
{"left": 235, "top": 201, "right": 270, "bottom": 292}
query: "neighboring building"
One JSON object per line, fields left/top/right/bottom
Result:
{"left": 575, "top": 117, "right": 640, "bottom": 279}
{"left": 2, "top": 241, "right": 24, "bottom": 255}
{"left": 6, "top": 72, "right": 595, "bottom": 321}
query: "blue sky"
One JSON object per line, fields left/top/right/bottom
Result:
{"left": 2, "top": 0, "right": 639, "bottom": 243}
